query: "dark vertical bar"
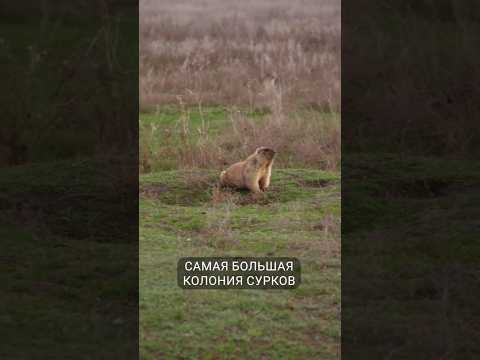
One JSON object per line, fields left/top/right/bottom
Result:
{"left": 0, "top": 1, "right": 139, "bottom": 358}
{"left": 343, "top": 1, "right": 480, "bottom": 358}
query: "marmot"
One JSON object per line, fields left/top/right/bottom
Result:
{"left": 220, "top": 147, "right": 276, "bottom": 193}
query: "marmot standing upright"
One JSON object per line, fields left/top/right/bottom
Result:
{"left": 220, "top": 147, "right": 276, "bottom": 193}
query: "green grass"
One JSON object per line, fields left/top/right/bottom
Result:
{"left": 139, "top": 168, "right": 341, "bottom": 359}
{"left": 342, "top": 153, "right": 480, "bottom": 357}
{"left": 140, "top": 106, "right": 268, "bottom": 131}
{"left": 0, "top": 158, "right": 138, "bottom": 358}
{"left": 0, "top": 158, "right": 135, "bottom": 241}
{"left": 342, "top": 153, "right": 480, "bottom": 234}
{"left": 0, "top": 225, "right": 137, "bottom": 358}
{"left": 139, "top": 103, "right": 341, "bottom": 358}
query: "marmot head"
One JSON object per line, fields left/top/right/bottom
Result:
{"left": 255, "top": 146, "right": 276, "bottom": 161}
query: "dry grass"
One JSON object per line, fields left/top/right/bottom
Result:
{"left": 210, "top": 185, "right": 239, "bottom": 205}
{"left": 343, "top": 2, "right": 480, "bottom": 157}
{"left": 201, "top": 197, "right": 238, "bottom": 249}
{"left": 140, "top": 107, "right": 340, "bottom": 172}
{"left": 140, "top": 0, "right": 340, "bottom": 112}
{"left": 210, "top": 110, "right": 341, "bottom": 170}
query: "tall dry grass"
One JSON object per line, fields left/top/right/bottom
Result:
{"left": 140, "top": 108, "right": 340, "bottom": 172}
{"left": 140, "top": 0, "right": 340, "bottom": 112}
{"left": 188, "top": 110, "right": 340, "bottom": 170}
{"left": 343, "top": 1, "right": 480, "bottom": 157}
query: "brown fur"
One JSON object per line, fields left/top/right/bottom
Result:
{"left": 220, "top": 147, "right": 276, "bottom": 193}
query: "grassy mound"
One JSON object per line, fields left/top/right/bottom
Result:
{"left": 0, "top": 158, "right": 136, "bottom": 242}
{"left": 140, "top": 168, "right": 340, "bottom": 359}
{"left": 0, "top": 158, "right": 138, "bottom": 357}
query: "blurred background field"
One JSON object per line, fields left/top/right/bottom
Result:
{"left": 140, "top": 0, "right": 340, "bottom": 112}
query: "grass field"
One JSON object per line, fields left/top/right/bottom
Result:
{"left": 0, "top": 159, "right": 138, "bottom": 358}
{"left": 140, "top": 0, "right": 340, "bottom": 111}
{"left": 139, "top": 0, "right": 341, "bottom": 357}
{"left": 139, "top": 108, "right": 341, "bottom": 359}
{"left": 342, "top": 154, "right": 480, "bottom": 357}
